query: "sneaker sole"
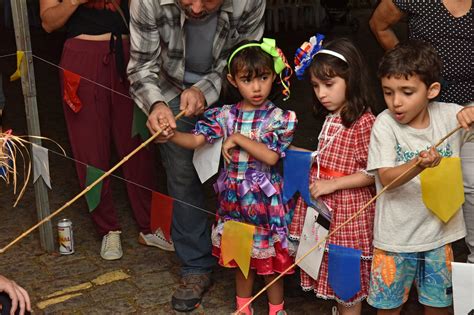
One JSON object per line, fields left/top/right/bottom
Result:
{"left": 138, "top": 233, "right": 175, "bottom": 252}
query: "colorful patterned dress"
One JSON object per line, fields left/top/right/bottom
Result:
{"left": 193, "top": 101, "right": 297, "bottom": 275}
{"left": 288, "top": 111, "right": 376, "bottom": 305}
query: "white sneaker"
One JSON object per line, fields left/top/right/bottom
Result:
{"left": 100, "top": 231, "right": 123, "bottom": 260}
{"left": 138, "top": 229, "right": 175, "bottom": 252}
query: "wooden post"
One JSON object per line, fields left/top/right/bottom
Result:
{"left": 10, "top": 0, "right": 54, "bottom": 252}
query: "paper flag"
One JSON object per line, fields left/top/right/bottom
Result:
{"left": 32, "top": 144, "right": 52, "bottom": 189}
{"left": 63, "top": 70, "right": 82, "bottom": 113}
{"left": 193, "top": 138, "right": 223, "bottom": 183}
{"left": 85, "top": 165, "right": 105, "bottom": 212}
{"left": 150, "top": 191, "right": 174, "bottom": 241}
{"left": 452, "top": 262, "right": 474, "bottom": 315}
{"left": 221, "top": 221, "right": 255, "bottom": 278}
{"left": 131, "top": 105, "right": 150, "bottom": 141}
{"left": 283, "top": 150, "right": 313, "bottom": 205}
{"left": 296, "top": 206, "right": 329, "bottom": 280}
{"left": 420, "top": 157, "right": 464, "bottom": 223}
{"left": 10, "top": 51, "right": 24, "bottom": 81}
{"left": 328, "top": 244, "right": 362, "bottom": 301}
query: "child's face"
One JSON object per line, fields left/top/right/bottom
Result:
{"left": 310, "top": 73, "right": 347, "bottom": 114}
{"left": 227, "top": 69, "right": 276, "bottom": 110}
{"left": 381, "top": 74, "right": 440, "bottom": 128}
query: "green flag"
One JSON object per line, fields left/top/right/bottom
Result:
{"left": 85, "top": 165, "right": 105, "bottom": 212}
{"left": 131, "top": 105, "right": 150, "bottom": 141}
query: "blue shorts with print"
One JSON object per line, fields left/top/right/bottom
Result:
{"left": 367, "top": 245, "right": 453, "bottom": 309}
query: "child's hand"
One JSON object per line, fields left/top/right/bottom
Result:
{"left": 417, "top": 147, "right": 442, "bottom": 169}
{"left": 457, "top": 106, "right": 474, "bottom": 130}
{"left": 222, "top": 134, "right": 239, "bottom": 164}
{"left": 310, "top": 179, "right": 337, "bottom": 199}
{"left": 156, "top": 117, "right": 174, "bottom": 143}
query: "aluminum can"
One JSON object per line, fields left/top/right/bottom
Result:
{"left": 58, "top": 218, "right": 74, "bottom": 255}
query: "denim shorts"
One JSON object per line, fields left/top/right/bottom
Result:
{"left": 367, "top": 245, "right": 453, "bottom": 309}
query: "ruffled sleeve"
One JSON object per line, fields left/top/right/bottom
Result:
{"left": 193, "top": 107, "right": 226, "bottom": 143}
{"left": 260, "top": 109, "right": 298, "bottom": 157}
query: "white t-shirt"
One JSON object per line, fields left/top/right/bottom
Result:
{"left": 367, "top": 101, "right": 468, "bottom": 253}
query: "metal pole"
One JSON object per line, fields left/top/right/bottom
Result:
{"left": 10, "top": 0, "right": 54, "bottom": 252}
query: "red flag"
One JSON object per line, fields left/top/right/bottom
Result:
{"left": 63, "top": 70, "right": 82, "bottom": 113}
{"left": 150, "top": 192, "right": 173, "bottom": 241}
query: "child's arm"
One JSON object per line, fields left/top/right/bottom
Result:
{"left": 377, "top": 147, "right": 441, "bottom": 190}
{"left": 222, "top": 133, "right": 279, "bottom": 165}
{"left": 168, "top": 131, "right": 207, "bottom": 150}
{"left": 310, "top": 172, "right": 374, "bottom": 199}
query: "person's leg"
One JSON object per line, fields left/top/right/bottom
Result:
{"left": 376, "top": 308, "right": 402, "bottom": 315}
{"left": 461, "top": 142, "right": 474, "bottom": 263}
{"left": 416, "top": 245, "right": 453, "bottom": 313}
{"left": 337, "top": 302, "right": 362, "bottom": 315}
{"left": 59, "top": 39, "right": 119, "bottom": 236}
{"left": 235, "top": 269, "right": 256, "bottom": 315}
{"left": 109, "top": 41, "right": 157, "bottom": 235}
{"left": 161, "top": 97, "right": 215, "bottom": 311}
{"left": 264, "top": 274, "right": 285, "bottom": 315}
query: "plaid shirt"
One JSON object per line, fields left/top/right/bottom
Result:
{"left": 127, "top": 0, "right": 265, "bottom": 113}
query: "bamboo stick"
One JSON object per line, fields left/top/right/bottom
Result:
{"left": 0, "top": 110, "right": 185, "bottom": 254}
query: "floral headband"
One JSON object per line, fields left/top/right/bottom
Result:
{"left": 227, "top": 38, "right": 293, "bottom": 100}
{"left": 294, "top": 34, "right": 347, "bottom": 80}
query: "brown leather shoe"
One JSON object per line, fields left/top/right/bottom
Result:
{"left": 171, "top": 273, "right": 212, "bottom": 312}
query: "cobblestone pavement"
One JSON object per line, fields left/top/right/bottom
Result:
{"left": 0, "top": 7, "right": 467, "bottom": 315}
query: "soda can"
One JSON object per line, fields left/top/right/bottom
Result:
{"left": 58, "top": 218, "right": 74, "bottom": 255}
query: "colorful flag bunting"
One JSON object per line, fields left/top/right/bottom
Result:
{"left": 150, "top": 191, "right": 174, "bottom": 241}
{"left": 420, "top": 157, "right": 464, "bottom": 223}
{"left": 131, "top": 105, "right": 150, "bottom": 141}
{"left": 10, "top": 51, "right": 24, "bottom": 81}
{"left": 85, "top": 165, "right": 105, "bottom": 212}
{"left": 283, "top": 150, "right": 313, "bottom": 205}
{"left": 32, "top": 143, "right": 51, "bottom": 189}
{"left": 221, "top": 221, "right": 255, "bottom": 279}
{"left": 63, "top": 70, "right": 82, "bottom": 113}
{"left": 328, "top": 244, "right": 362, "bottom": 301}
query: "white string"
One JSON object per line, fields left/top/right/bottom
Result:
{"left": 31, "top": 54, "right": 196, "bottom": 127}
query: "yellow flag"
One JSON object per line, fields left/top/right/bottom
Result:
{"left": 10, "top": 51, "right": 25, "bottom": 81}
{"left": 420, "top": 157, "right": 464, "bottom": 223}
{"left": 221, "top": 221, "right": 255, "bottom": 279}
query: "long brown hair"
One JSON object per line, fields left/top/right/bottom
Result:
{"left": 309, "top": 38, "right": 375, "bottom": 127}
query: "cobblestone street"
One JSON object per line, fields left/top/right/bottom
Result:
{"left": 0, "top": 6, "right": 468, "bottom": 315}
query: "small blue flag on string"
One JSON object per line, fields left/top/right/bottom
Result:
{"left": 328, "top": 244, "right": 362, "bottom": 302}
{"left": 283, "top": 150, "right": 312, "bottom": 205}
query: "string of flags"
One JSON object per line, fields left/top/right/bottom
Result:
{"left": 2, "top": 50, "right": 470, "bottom": 306}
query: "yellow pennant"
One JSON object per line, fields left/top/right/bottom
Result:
{"left": 420, "top": 157, "right": 465, "bottom": 223}
{"left": 10, "top": 51, "right": 25, "bottom": 81}
{"left": 221, "top": 221, "right": 255, "bottom": 279}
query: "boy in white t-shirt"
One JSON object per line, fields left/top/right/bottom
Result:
{"left": 366, "top": 40, "right": 474, "bottom": 315}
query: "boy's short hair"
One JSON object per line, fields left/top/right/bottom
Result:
{"left": 377, "top": 40, "right": 442, "bottom": 87}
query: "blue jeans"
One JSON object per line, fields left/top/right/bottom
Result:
{"left": 158, "top": 96, "right": 216, "bottom": 275}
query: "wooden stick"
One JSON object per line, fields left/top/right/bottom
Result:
{"left": 236, "top": 125, "right": 462, "bottom": 314}
{"left": 0, "top": 110, "right": 186, "bottom": 254}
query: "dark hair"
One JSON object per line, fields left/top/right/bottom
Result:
{"left": 309, "top": 38, "right": 374, "bottom": 128}
{"left": 220, "top": 40, "right": 281, "bottom": 104}
{"left": 227, "top": 40, "right": 276, "bottom": 79}
{"left": 377, "top": 40, "right": 442, "bottom": 88}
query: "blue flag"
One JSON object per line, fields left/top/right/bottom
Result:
{"left": 328, "top": 244, "right": 362, "bottom": 301}
{"left": 283, "top": 150, "right": 312, "bottom": 205}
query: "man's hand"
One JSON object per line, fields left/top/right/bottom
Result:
{"left": 147, "top": 102, "right": 176, "bottom": 143}
{"left": 0, "top": 274, "right": 31, "bottom": 315}
{"left": 180, "top": 86, "right": 206, "bottom": 117}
